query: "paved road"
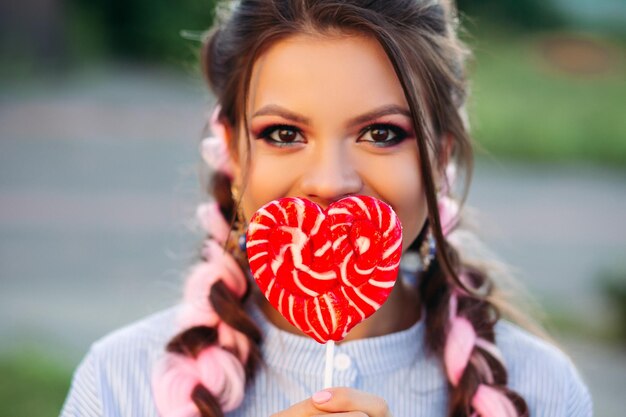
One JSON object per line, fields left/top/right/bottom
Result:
{"left": 1, "top": 67, "right": 625, "bottom": 415}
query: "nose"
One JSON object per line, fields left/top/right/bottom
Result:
{"left": 299, "top": 141, "right": 363, "bottom": 207}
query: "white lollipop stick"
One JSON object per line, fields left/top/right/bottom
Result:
{"left": 323, "top": 340, "right": 335, "bottom": 388}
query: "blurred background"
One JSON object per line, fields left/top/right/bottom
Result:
{"left": 0, "top": 0, "right": 625, "bottom": 415}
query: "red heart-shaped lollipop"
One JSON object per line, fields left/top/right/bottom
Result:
{"left": 246, "top": 195, "right": 402, "bottom": 343}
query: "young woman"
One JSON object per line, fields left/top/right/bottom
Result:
{"left": 61, "top": 1, "right": 592, "bottom": 416}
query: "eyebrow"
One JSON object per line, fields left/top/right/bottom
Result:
{"left": 251, "top": 104, "right": 411, "bottom": 128}
{"left": 348, "top": 105, "right": 412, "bottom": 127}
{"left": 252, "top": 105, "right": 311, "bottom": 125}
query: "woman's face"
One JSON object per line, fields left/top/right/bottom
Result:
{"left": 235, "top": 33, "right": 428, "bottom": 251}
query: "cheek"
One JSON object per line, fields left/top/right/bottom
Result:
{"left": 240, "top": 152, "right": 302, "bottom": 221}
{"left": 399, "top": 187, "right": 428, "bottom": 251}
{"left": 361, "top": 155, "right": 427, "bottom": 251}
{"left": 388, "top": 175, "right": 427, "bottom": 252}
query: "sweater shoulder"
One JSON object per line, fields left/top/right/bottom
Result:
{"left": 61, "top": 307, "right": 181, "bottom": 417}
{"left": 496, "top": 321, "right": 593, "bottom": 417}
{"left": 90, "top": 306, "right": 180, "bottom": 363}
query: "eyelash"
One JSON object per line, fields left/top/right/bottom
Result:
{"left": 256, "top": 124, "right": 304, "bottom": 147}
{"left": 255, "top": 123, "right": 409, "bottom": 148}
{"left": 358, "top": 123, "right": 409, "bottom": 147}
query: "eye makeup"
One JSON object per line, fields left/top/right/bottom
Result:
{"left": 251, "top": 116, "right": 414, "bottom": 149}
{"left": 254, "top": 124, "right": 306, "bottom": 147}
{"left": 357, "top": 123, "right": 411, "bottom": 148}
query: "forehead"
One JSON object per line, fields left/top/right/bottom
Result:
{"left": 247, "top": 33, "right": 408, "bottom": 119}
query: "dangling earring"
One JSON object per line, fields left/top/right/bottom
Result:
{"left": 237, "top": 224, "right": 247, "bottom": 253}
{"left": 400, "top": 225, "right": 437, "bottom": 287}
{"left": 418, "top": 227, "right": 436, "bottom": 271}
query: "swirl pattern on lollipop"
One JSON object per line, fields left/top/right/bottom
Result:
{"left": 246, "top": 195, "right": 402, "bottom": 343}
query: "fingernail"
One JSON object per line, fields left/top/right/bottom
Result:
{"left": 312, "top": 390, "right": 332, "bottom": 404}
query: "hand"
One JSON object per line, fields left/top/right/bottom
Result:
{"left": 270, "top": 387, "right": 393, "bottom": 417}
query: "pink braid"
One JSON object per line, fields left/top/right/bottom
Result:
{"left": 199, "top": 239, "right": 247, "bottom": 298}
{"left": 438, "top": 169, "right": 518, "bottom": 415}
{"left": 197, "top": 202, "right": 230, "bottom": 245}
{"left": 443, "top": 290, "right": 518, "bottom": 417}
{"left": 153, "top": 346, "right": 245, "bottom": 415}
{"left": 178, "top": 240, "right": 246, "bottom": 328}
{"left": 217, "top": 321, "right": 250, "bottom": 364}
{"left": 444, "top": 293, "right": 476, "bottom": 385}
{"left": 153, "top": 236, "right": 250, "bottom": 416}
{"left": 471, "top": 385, "right": 517, "bottom": 417}
{"left": 470, "top": 355, "right": 494, "bottom": 385}
{"left": 444, "top": 315, "right": 476, "bottom": 386}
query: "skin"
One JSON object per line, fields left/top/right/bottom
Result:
{"left": 227, "top": 33, "right": 435, "bottom": 416}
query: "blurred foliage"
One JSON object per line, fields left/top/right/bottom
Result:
{"left": 60, "top": 0, "right": 563, "bottom": 64}
{"left": 468, "top": 30, "right": 626, "bottom": 166}
{"left": 599, "top": 270, "right": 626, "bottom": 345}
{"left": 0, "top": 351, "right": 71, "bottom": 417}
{"left": 457, "top": 0, "right": 564, "bottom": 30}
{"left": 66, "top": 0, "right": 218, "bottom": 64}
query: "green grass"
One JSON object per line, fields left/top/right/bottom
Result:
{"left": 0, "top": 351, "right": 72, "bottom": 417}
{"left": 467, "top": 31, "right": 626, "bottom": 166}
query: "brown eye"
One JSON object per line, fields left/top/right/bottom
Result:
{"left": 370, "top": 127, "right": 392, "bottom": 142}
{"left": 276, "top": 128, "right": 297, "bottom": 142}
{"left": 358, "top": 124, "right": 408, "bottom": 148}
{"left": 258, "top": 125, "right": 305, "bottom": 147}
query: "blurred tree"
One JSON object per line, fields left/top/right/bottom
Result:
{"left": 67, "top": 0, "right": 218, "bottom": 64}
{"left": 456, "top": 0, "right": 564, "bottom": 30}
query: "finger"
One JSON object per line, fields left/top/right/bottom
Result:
{"left": 270, "top": 397, "right": 325, "bottom": 417}
{"left": 311, "top": 387, "right": 392, "bottom": 417}
{"left": 312, "top": 412, "right": 368, "bottom": 417}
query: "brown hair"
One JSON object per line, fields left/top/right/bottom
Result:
{"left": 168, "top": 0, "right": 530, "bottom": 416}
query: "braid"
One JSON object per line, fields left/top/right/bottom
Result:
{"left": 210, "top": 281, "right": 262, "bottom": 379}
{"left": 192, "top": 385, "right": 223, "bottom": 417}
{"left": 152, "top": 107, "right": 262, "bottom": 417}
{"left": 211, "top": 171, "right": 235, "bottom": 222}
{"left": 419, "top": 195, "right": 529, "bottom": 417}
